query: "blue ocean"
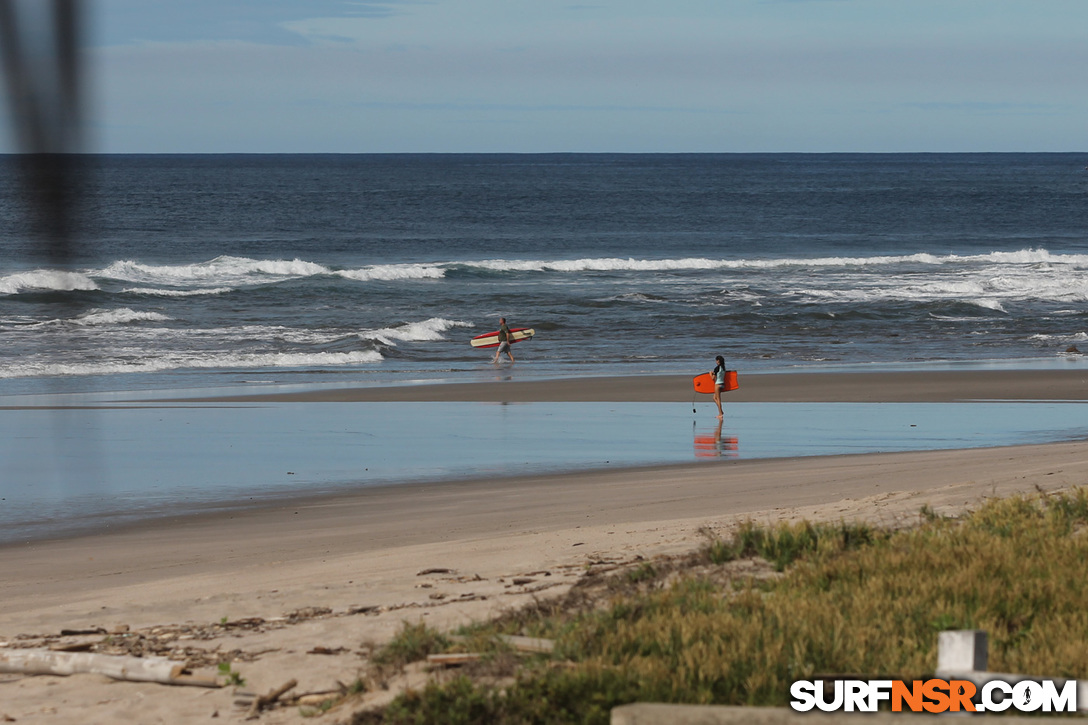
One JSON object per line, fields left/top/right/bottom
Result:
{"left": 3, "top": 153, "right": 1088, "bottom": 396}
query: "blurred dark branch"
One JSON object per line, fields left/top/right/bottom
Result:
{"left": 0, "top": 0, "right": 83, "bottom": 263}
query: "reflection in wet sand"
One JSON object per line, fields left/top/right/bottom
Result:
{"left": 694, "top": 419, "right": 739, "bottom": 458}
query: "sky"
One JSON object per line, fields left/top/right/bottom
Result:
{"left": 4, "top": 0, "right": 1088, "bottom": 153}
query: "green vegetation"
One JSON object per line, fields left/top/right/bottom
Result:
{"left": 371, "top": 622, "right": 452, "bottom": 669}
{"left": 351, "top": 488, "right": 1088, "bottom": 724}
{"left": 624, "top": 561, "right": 657, "bottom": 584}
{"left": 217, "top": 661, "right": 245, "bottom": 687}
{"left": 705, "top": 518, "right": 881, "bottom": 570}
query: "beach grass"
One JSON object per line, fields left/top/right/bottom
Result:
{"left": 350, "top": 487, "right": 1088, "bottom": 724}
{"left": 370, "top": 622, "right": 452, "bottom": 670}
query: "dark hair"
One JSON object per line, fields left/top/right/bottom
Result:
{"left": 715, "top": 355, "right": 725, "bottom": 365}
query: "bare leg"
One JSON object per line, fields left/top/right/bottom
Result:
{"left": 714, "top": 388, "right": 723, "bottom": 418}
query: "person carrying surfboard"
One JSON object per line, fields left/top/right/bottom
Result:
{"left": 493, "top": 317, "right": 515, "bottom": 363}
{"left": 712, "top": 355, "right": 727, "bottom": 418}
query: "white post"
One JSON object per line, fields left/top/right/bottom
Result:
{"left": 937, "top": 629, "right": 988, "bottom": 672}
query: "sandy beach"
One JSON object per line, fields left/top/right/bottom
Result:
{"left": 3, "top": 369, "right": 1088, "bottom": 724}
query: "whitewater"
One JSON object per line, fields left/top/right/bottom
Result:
{"left": 2, "top": 153, "right": 1087, "bottom": 395}
{"left": 2, "top": 247, "right": 1087, "bottom": 391}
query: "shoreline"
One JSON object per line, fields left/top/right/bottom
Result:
{"left": 3, "top": 367, "right": 1087, "bottom": 409}
{"left": 4, "top": 367, "right": 1088, "bottom": 544}
{"left": 3, "top": 368, "right": 1088, "bottom": 547}
{"left": 147, "top": 368, "right": 1088, "bottom": 404}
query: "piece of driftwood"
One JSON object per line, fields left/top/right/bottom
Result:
{"left": 246, "top": 678, "right": 298, "bottom": 719}
{"left": 426, "top": 653, "right": 482, "bottom": 667}
{"left": 0, "top": 648, "right": 218, "bottom": 687}
{"left": 294, "top": 689, "right": 344, "bottom": 706}
{"left": 50, "top": 641, "right": 96, "bottom": 653}
{"left": 498, "top": 635, "right": 555, "bottom": 654}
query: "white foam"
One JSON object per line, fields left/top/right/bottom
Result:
{"left": 119, "top": 324, "right": 320, "bottom": 344}
{"left": 338, "top": 264, "right": 445, "bottom": 281}
{"left": 603, "top": 292, "right": 667, "bottom": 303}
{"left": 462, "top": 248, "right": 1088, "bottom": 275}
{"left": 99, "top": 256, "right": 331, "bottom": 288}
{"left": 8, "top": 309, "right": 173, "bottom": 330}
{"left": 784, "top": 254, "right": 1088, "bottom": 306}
{"left": 94, "top": 256, "right": 455, "bottom": 291}
{"left": 360, "top": 317, "right": 472, "bottom": 345}
{"left": 0, "top": 315, "right": 466, "bottom": 379}
{"left": 980, "top": 248, "right": 1087, "bottom": 265}
{"left": 121, "top": 286, "right": 234, "bottom": 297}
{"left": 1030, "top": 332, "right": 1088, "bottom": 342}
{"left": 0, "top": 269, "right": 98, "bottom": 295}
{"left": 16, "top": 247, "right": 1088, "bottom": 298}
{"left": 723, "top": 289, "right": 766, "bottom": 303}
{"left": 0, "top": 315, "right": 40, "bottom": 326}
{"left": 965, "top": 298, "right": 1007, "bottom": 313}
{"left": 464, "top": 253, "right": 947, "bottom": 274}
{"left": 472, "top": 257, "right": 729, "bottom": 273}
{"left": 72, "top": 308, "right": 172, "bottom": 326}
{"left": 0, "top": 350, "right": 384, "bottom": 379}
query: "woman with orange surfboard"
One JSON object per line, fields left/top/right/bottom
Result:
{"left": 711, "top": 355, "right": 727, "bottom": 418}
{"left": 692, "top": 358, "right": 737, "bottom": 416}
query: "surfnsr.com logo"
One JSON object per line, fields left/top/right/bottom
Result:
{"left": 790, "top": 678, "right": 1078, "bottom": 714}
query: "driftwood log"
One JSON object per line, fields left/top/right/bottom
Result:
{"left": 246, "top": 678, "right": 298, "bottom": 719}
{"left": 498, "top": 635, "right": 555, "bottom": 653}
{"left": 0, "top": 648, "right": 218, "bottom": 687}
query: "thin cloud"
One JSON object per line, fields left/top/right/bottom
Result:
{"left": 336, "top": 99, "right": 745, "bottom": 115}
{"left": 94, "top": 0, "right": 418, "bottom": 47}
{"left": 906, "top": 101, "right": 1071, "bottom": 115}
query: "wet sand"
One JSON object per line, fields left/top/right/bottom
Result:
{"left": 165, "top": 368, "right": 1088, "bottom": 404}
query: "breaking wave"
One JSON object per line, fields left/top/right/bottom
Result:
{"left": 337, "top": 264, "right": 445, "bottom": 281}
{"left": 122, "top": 287, "right": 234, "bottom": 297}
{"left": 99, "top": 256, "right": 330, "bottom": 288}
{"left": 72, "top": 309, "right": 172, "bottom": 326}
{"left": 6, "top": 248, "right": 1086, "bottom": 298}
{"left": 359, "top": 317, "right": 472, "bottom": 345}
{"left": 0, "top": 270, "right": 98, "bottom": 295}
{"left": 457, "top": 248, "right": 1088, "bottom": 274}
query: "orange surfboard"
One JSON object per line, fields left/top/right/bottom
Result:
{"left": 694, "top": 370, "right": 738, "bottom": 394}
